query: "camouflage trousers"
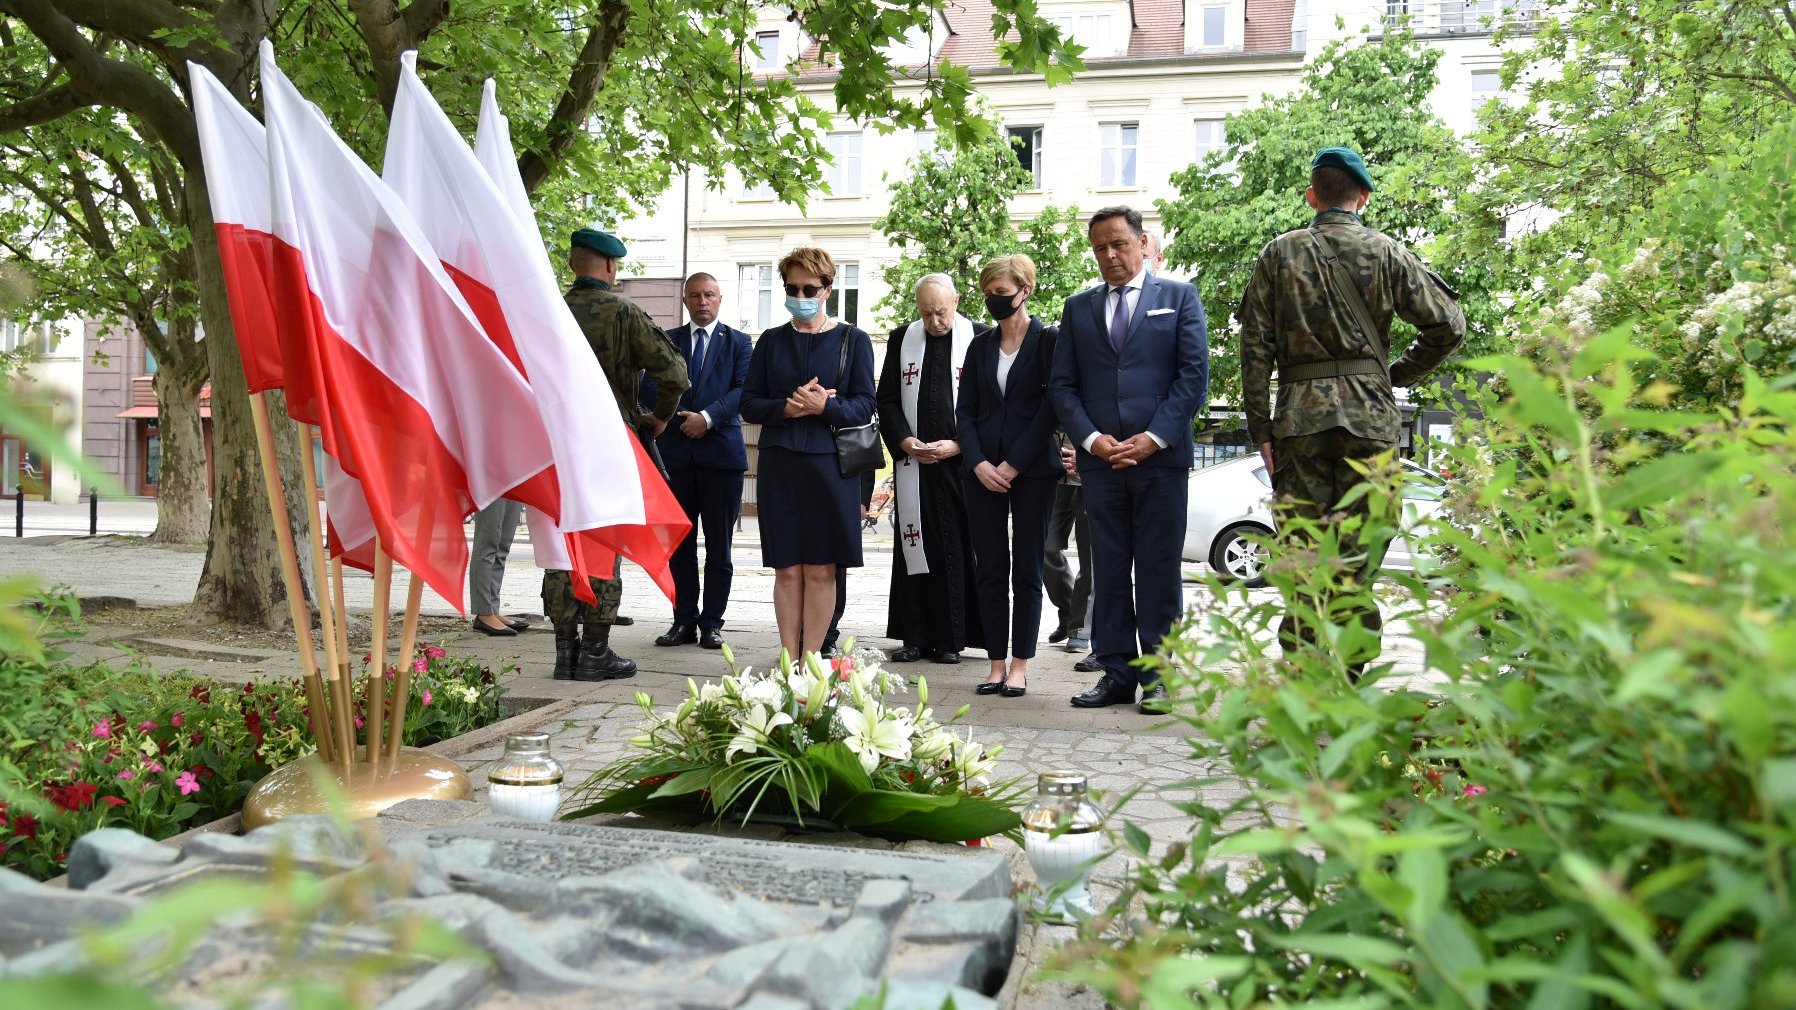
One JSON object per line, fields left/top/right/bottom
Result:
{"left": 541, "top": 570, "right": 621, "bottom": 627}
{"left": 1271, "top": 426, "right": 1393, "bottom": 679}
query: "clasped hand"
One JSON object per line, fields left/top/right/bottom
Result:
{"left": 903, "top": 437, "right": 960, "bottom": 465}
{"left": 1091, "top": 432, "right": 1159, "bottom": 469}
{"left": 783, "top": 377, "right": 834, "bottom": 418}
{"left": 974, "top": 460, "right": 1018, "bottom": 493}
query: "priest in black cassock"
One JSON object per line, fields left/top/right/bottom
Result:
{"left": 878, "top": 273, "right": 987, "bottom": 664}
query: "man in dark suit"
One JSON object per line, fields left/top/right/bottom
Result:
{"left": 1048, "top": 206, "right": 1209, "bottom": 713}
{"left": 644, "top": 272, "right": 752, "bottom": 650}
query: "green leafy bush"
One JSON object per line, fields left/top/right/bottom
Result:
{"left": 0, "top": 610, "right": 508, "bottom": 880}
{"left": 1062, "top": 331, "right": 1796, "bottom": 1007}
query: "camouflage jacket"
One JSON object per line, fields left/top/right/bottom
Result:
{"left": 1238, "top": 209, "right": 1465, "bottom": 445}
{"left": 564, "top": 277, "right": 689, "bottom": 424}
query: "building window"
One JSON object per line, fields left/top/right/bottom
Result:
{"left": 1193, "top": 119, "right": 1228, "bottom": 167}
{"left": 754, "top": 31, "right": 780, "bottom": 70}
{"left": 0, "top": 320, "right": 52, "bottom": 356}
{"left": 739, "top": 263, "right": 776, "bottom": 331}
{"left": 1201, "top": 6, "right": 1227, "bottom": 47}
{"left": 1051, "top": 13, "right": 1123, "bottom": 57}
{"left": 825, "top": 131, "right": 862, "bottom": 195}
{"left": 1098, "top": 122, "right": 1138, "bottom": 188}
{"left": 827, "top": 263, "right": 861, "bottom": 326}
{"left": 1471, "top": 69, "right": 1502, "bottom": 107}
{"left": 1441, "top": 0, "right": 1498, "bottom": 33}
{"left": 1384, "top": 1, "right": 1410, "bottom": 28}
{"left": 1007, "top": 125, "right": 1044, "bottom": 188}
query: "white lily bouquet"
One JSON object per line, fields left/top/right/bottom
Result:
{"left": 562, "top": 644, "right": 1023, "bottom": 842}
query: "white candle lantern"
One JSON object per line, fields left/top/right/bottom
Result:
{"left": 1021, "top": 770, "right": 1105, "bottom": 920}
{"left": 485, "top": 732, "right": 564, "bottom": 822}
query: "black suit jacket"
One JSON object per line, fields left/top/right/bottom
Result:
{"left": 643, "top": 322, "right": 752, "bottom": 471}
{"left": 955, "top": 319, "right": 1061, "bottom": 480}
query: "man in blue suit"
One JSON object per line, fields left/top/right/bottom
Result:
{"left": 1048, "top": 206, "right": 1209, "bottom": 713}
{"left": 644, "top": 273, "right": 753, "bottom": 650}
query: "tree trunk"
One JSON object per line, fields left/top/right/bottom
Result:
{"left": 145, "top": 359, "right": 209, "bottom": 543}
{"left": 186, "top": 176, "right": 315, "bottom": 627}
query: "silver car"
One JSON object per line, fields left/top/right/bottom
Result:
{"left": 1183, "top": 453, "right": 1446, "bottom": 585}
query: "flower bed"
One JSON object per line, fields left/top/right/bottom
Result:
{"left": 0, "top": 637, "right": 507, "bottom": 880}
{"left": 564, "top": 645, "right": 1022, "bottom": 843}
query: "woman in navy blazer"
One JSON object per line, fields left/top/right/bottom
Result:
{"left": 955, "top": 254, "right": 1062, "bottom": 697}
{"left": 740, "top": 247, "right": 878, "bottom": 659}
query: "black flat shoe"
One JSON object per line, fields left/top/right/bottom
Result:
{"left": 612, "top": 615, "right": 634, "bottom": 627}
{"left": 471, "top": 619, "right": 518, "bottom": 637}
{"left": 504, "top": 617, "right": 531, "bottom": 631}
{"left": 932, "top": 650, "right": 962, "bottom": 665}
{"left": 699, "top": 627, "right": 725, "bottom": 650}
{"left": 1048, "top": 627, "right": 1068, "bottom": 644}
{"left": 1070, "top": 675, "right": 1135, "bottom": 709}
{"left": 975, "top": 678, "right": 1006, "bottom": 695}
{"left": 1138, "top": 683, "right": 1170, "bottom": 714}
{"left": 655, "top": 623, "right": 697, "bottom": 647}
{"left": 889, "top": 646, "right": 923, "bottom": 663}
{"left": 1000, "top": 682, "right": 1027, "bottom": 698}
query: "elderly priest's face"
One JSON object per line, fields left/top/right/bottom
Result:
{"left": 915, "top": 284, "right": 959, "bottom": 337}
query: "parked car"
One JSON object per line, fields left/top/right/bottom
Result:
{"left": 1184, "top": 453, "right": 1447, "bottom": 586}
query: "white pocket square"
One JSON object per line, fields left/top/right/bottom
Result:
{"left": 1146, "top": 307, "right": 1175, "bottom": 316}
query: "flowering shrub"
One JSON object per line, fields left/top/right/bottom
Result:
{"left": 0, "top": 632, "right": 508, "bottom": 880}
{"left": 564, "top": 644, "right": 1022, "bottom": 843}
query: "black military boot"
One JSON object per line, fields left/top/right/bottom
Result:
{"left": 552, "top": 624, "right": 580, "bottom": 680}
{"left": 574, "top": 622, "right": 638, "bottom": 681}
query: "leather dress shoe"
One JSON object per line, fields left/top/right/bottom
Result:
{"left": 471, "top": 618, "right": 517, "bottom": 637}
{"left": 932, "top": 650, "right": 962, "bottom": 665}
{"left": 1074, "top": 652, "right": 1104, "bottom": 673}
{"left": 699, "top": 627, "right": 725, "bottom": 650}
{"left": 612, "top": 615, "right": 634, "bottom": 627}
{"left": 975, "top": 677, "right": 1006, "bottom": 696}
{"left": 655, "top": 622, "right": 697, "bottom": 647}
{"left": 1070, "top": 675, "right": 1136, "bottom": 709}
{"left": 1138, "top": 683, "right": 1171, "bottom": 715}
{"left": 1048, "top": 626, "right": 1068, "bottom": 645}
{"left": 889, "top": 645, "right": 923, "bottom": 663}
{"left": 1000, "top": 679, "right": 1027, "bottom": 698}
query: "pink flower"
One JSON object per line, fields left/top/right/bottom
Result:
{"left": 117, "top": 769, "right": 135, "bottom": 780}
{"left": 421, "top": 689, "right": 433, "bottom": 708}
{"left": 145, "top": 761, "right": 163, "bottom": 773}
{"left": 424, "top": 645, "right": 446, "bottom": 660}
{"left": 171, "top": 713, "right": 184, "bottom": 728}
{"left": 92, "top": 717, "right": 113, "bottom": 740}
{"left": 137, "top": 720, "right": 157, "bottom": 733}
{"left": 1463, "top": 784, "right": 1488, "bottom": 799}
{"left": 354, "top": 715, "right": 365, "bottom": 729}
{"left": 413, "top": 657, "right": 428, "bottom": 673}
{"left": 175, "top": 771, "right": 201, "bottom": 796}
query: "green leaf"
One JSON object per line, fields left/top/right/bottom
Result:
{"left": 1263, "top": 931, "right": 1410, "bottom": 966}
{"left": 1122, "top": 821, "right": 1151, "bottom": 856}
{"left": 1211, "top": 829, "right": 1297, "bottom": 856}
{"left": 1603, "top": 811, "right": 1753, "bottom": 858}
{"left": 1399, "top": 845, "right": 1448, "bottom": 930}
{"left": 1140, "top": 955, "right": 1252, "bottom": 1006}
{"left": 649, "top": 767, "right": 716, "bottom": 799}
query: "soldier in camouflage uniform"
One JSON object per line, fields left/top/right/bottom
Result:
{"left": 1237, "top": 147, "right": 1465, "bottom": 678}
{"left": 544, "top": 228, "right": 689, "bottom": 681}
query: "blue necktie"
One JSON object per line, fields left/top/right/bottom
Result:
{"left": 690, "top": 328, "right": 706, "bottom": 381}
{"left": 1109, "top": 286, "right": 1131, "bottom": 351}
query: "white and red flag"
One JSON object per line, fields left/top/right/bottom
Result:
{"left": 383, "top": 56, "right": 688, "bottom": 601}
{"left": 258, "top": 42, "right": 560, "bottom": 611}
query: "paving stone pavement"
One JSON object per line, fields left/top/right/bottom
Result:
{"left": 1, "top": 529, "right": 1434, "bottom": 1008}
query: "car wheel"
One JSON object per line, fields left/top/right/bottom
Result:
{"left": 1210, "top": 523, "right": 1271, "bottom": 587}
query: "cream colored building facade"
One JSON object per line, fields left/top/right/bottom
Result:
{"left": 2, "top": 318, "right": 86, "bottom": 503}
{"left": 616, "top": 0, "right": 1532, "bottom": 335}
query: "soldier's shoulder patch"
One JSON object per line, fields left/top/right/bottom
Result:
{"left": 1424, "top": 268, "right": 1461, "bottom": 301}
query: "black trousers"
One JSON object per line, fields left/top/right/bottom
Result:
{"left": 962, "top": 473, "right": 1056, "bottom": 659}
{"left": 1082, "top": 465, "right": 1187, "bottom": 688}
{"left": 666, "top": 466, "right": 744, "bottom": 629}
{"left": 1042, "top": 482, "right": 1091, "bottom": 636}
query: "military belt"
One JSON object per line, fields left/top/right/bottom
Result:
{"left": 1279, "top": 358, "right": 1387, "bottom": 382}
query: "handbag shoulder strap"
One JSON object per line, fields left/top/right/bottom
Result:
{"left": 1303, "top": 228, "right": 1389, "bottom": 375}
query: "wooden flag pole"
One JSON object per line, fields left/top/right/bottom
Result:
{"left": 387, "top": 575, "right": 425, "bottom": 762}
{"left": 295, "top": 420, "right": 355, "bottom": 767}
{"left": 366, "top": 542, "right": 393, "bottom": 765}
{"left": 330, "top": 556, "right": 351, "bottom": 679}
{"left": 247, "top": 393, "right": 335, "bottom": 766}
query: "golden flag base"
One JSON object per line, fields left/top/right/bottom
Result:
{"left": 242, "top": 748, "right": 473, "bottom": 831}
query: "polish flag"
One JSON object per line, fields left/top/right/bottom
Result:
{"left": 259, "top": 43, "right": 560, "bottom": 611}
{"left": 383, "top": 58, "right": 687, "bottom": 601}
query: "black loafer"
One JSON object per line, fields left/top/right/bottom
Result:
{"left": 1070, "top": 675, "right": 1135, "bottom": 709}
{"left": 612, "top": 615, "right": 634, "bottom": 627}
{"left": 933, "top": 650, "right": 962, "bottom": 665}
{"left": 655, "top": 623, "right": 697, "bottom": 647}
{"left": 699, "top": 627, "right": 725, "bottom": 650}
{"left": 504, "top": 617, "right": 531, "bottom": 632}
{"left": 974, "top": 679, "right": 1006, "bottom": 695}
{"left": 889, "top": 646, "right": 923, "bottom": 663}
{"left": 1048, "top": 627, "right": 1068, "bottom": 644}
{"left": 1000, "top": 682, "right": 1027, "bottom": 698}
{"left": 1138, "top": 683, "right": 1171, "bottom": 714}
{"left": 471, "top": 619, "right": 517, "bottom": 637}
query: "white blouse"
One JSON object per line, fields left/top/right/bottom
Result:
{"left": 995, "top": 345, "right": 1020, "bottom": 395}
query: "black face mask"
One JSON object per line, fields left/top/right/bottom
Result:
{"left": 985, "top": 292, "right": 1022, "bottom": 321}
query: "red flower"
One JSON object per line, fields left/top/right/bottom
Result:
{"left": 189, "top": 732, "right": 204, "bottom": 746}
{"left": 244, "top": 709, "right": 265, "bottom": 747}
{"left": 13, "top": 813, "right": 38, "bottom": 840}
{"left": 100, "top": 796, "right": 127, "bottom": 808}
{"left": 47, "top": 782, "right": 98, "bottom": 812}
{"left": 171, "top": 712, "right": 185, "bottom": 728}
{"left": 190, "top": 763, "right": 215, "bottom": 780}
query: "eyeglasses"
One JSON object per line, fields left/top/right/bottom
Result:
{"left": 784, "top": 282, "right": 828, "bottom": 297}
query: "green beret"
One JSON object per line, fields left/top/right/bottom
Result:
{"left": 570, "top": 228, "right": 627, "bottom": 259}
{"left": 1312, "top": 146, "right": 1375, "bottom": 193}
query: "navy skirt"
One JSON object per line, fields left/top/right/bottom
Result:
{"left": 758, "top": 447, "right": 864, "bottom": 569}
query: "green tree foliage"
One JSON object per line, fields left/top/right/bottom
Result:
{"left": 1157, "top": 27, "right": 1511, "bottom": 406}
{"left": 873, "top": 133, "right": 1088, "bottom": 329}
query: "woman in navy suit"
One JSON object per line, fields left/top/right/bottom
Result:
{"left": 955, "top": 254, "right": 1062, "bottom": 697}
{"left": 741, "top": 247, "right": 878, "bottom": 658}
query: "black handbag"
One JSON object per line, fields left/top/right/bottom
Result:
{"left": 830, "top": 330, "right": 884, "bottom": 477}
